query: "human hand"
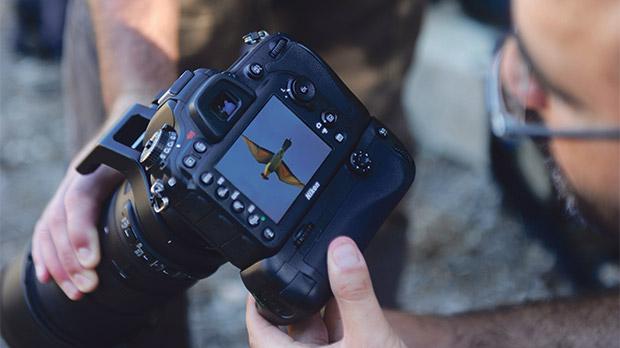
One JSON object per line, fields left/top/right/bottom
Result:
{"left": 31, "top": 163, "right": 123, "bottom": 300}
{"left": 246, "top": 236, "right": 406, "bottom": 348}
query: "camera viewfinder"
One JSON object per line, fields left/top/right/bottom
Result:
{"left": 211, "top": 91, "right": 240, "bottom": 121}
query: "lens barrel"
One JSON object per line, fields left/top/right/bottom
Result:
{"left": 0, "top": 181, "right": 222, "bottom": 347}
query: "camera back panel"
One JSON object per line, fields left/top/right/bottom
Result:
{"left": 150, "top": 34, "right": 373, "bottom": 269}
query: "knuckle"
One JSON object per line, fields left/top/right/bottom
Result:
{"left": 32, "top": 226, "right": 43, "bottom": 243}
{"left": 66, "top": 220, "right": 91, "bottom": 240}
{"left": 63, "top": 188, "right": 85, "bottom": 209}
{"left": 46, "top": 260, "right": 67, "bottom": 281}
{"left": 47, "top": 213, "right": 66, "bottom": 229}
{"left": 56, "top": 248, "right": 80, "bottom": 274}
{"left": 334, "top": 276, "right": 373, "bottom": 301}
{"left": 33, "top": 226, "right": 50, "bottom": 250}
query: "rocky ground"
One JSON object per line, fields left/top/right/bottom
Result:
{"left": 0, "top": 2, "right": 582, "bottom": 348}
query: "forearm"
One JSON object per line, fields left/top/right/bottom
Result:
{"left": 87, "top": 0, "right": 180, "bottom": 115}
{"left": 387, "top": 292, "right": 620, "bottom": 348}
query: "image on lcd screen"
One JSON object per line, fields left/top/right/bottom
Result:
{"left": 216, "top": 96, "right": 331, "bottom": 223}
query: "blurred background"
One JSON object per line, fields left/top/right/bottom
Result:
{"left": 0, "top": 0, "right": 618, "bottom": 347}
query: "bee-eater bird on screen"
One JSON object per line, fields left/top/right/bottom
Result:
{"left": 241, "top": 135, "right": 304, "bottom": 188}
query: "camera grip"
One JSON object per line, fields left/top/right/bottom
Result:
{"left": 242, "top": 119, "right": 415, "bottom": 324}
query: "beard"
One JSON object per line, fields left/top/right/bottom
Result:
{"left": 544, "top": 153, "right": 618, "bottom": 237}
{"left": 546, "top": 156, "right": 588, "bottom": 225}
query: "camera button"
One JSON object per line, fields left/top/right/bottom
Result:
{"left": 246, "top": 63, "right": 264, "bottom": 79}
{"left": 294, "top": 224, "right": 314, "bottom": 247}
{"left": 231, "top": 200, "right": 245, "bottom": 213}
{"left": 335, "top": 133, "right": 346, "bottom": 143}
{"left": 193, "top": 141, "right": 207, "bottom": 153}
{"left": 248, "top": 214, "right": 261, "bottom": 227}
{"left": 262, "top": 228, "right": 275, "bottom": 241}
{"left": 377, "top": 127, "right": 389, "bottom": 138}
{"left": 321, "top": 111, "right": 338, "bottom": 127}
{"left": 248, "top": 204, "right": 256, "bottom": 214}
{"left": 183, "top": 155, "right": 198, "bottom": 168}
{"left": 290, "top": 77, "right": 316, "bottom": 103}
{"left": 216, "top": 186, "right": 230, "bottom": 200}
{"left": 169, "top": 70, "right": 194, "bottom": 95}
{"left": 200, "top": 172, "right": 214, "bottom": 185}
{"left": 231, "top": 190, "right": 241, "bottom": 200}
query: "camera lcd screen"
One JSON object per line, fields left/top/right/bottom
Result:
{"left": 216, "top": 96, "right": 331, "bottom": 223}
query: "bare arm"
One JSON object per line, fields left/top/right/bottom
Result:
{"left": 88, "top": 0, "right": 180, "bottom": 117}
{"left": 386, "top": 292, "right": 620, "bottom": 348}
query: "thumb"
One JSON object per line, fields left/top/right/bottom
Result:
{"left": 327, "top": 236, "right": 391, "bottom": 342}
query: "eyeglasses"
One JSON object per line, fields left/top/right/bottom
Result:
{"left": 488, "top": 37, "right": 620, "bottom": 140}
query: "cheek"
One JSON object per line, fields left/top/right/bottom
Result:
{"left": 550, "top": 139, "right": 620, "bottom": 208}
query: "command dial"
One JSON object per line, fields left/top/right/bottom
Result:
{"left": 140, "top": 126, "right": 177, "bottom": 169}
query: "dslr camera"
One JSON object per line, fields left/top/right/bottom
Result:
{"left": 0, "top": 31, "right": 415, "bottom": 347}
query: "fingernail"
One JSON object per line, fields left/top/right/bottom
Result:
{"left": 77, "top": 247, "right": 92, "bottom": 266}
{"left": 34, "top": 263, "right": 45, "bottom": 281}
{"left": 73, "top": 271, "right": 96, "bottom": 292}
{"left": 60, "top": 281, "right": 79, "bottom": 299}
{"left": 332, "top": 240, "right": 361, "bottom": 269}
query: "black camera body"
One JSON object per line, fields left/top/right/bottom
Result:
{"left": 79, "top": 31, "right": 415, "bottom": 323}
{"left": 0, "top": 31, "right": 414, "bottom": 348}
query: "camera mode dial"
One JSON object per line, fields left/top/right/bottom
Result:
{"left": 140, "top": 126, "right": 178, "bottom": 169}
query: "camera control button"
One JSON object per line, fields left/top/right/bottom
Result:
{"left": 248, "top": 214, "right": 261, "bottom": 227}
{"left": 169, "top": 70, "right": 194, "bottom": 95}
{"left": 269, "top": 39, "right": 287, "bottom": 58}
{"left": 183, "top": 155, "right": 198, "bottom": 168}
{"left": 193, "top": 141, "right": 207, "bottom": 153}
{"left": 246, "top": 63, "right": 264, "bottom": 79}
{"left": 200, "top": 172, "right": 214, "bottom": 185}
{"left": 294, "top": 224, "right": 314, "bottom": 247}
{"left": 216, "top": 186, "right": 230, "bottom": 200}
{"left": 349, "top": 150, "right": 372, "bottom": 175}
{"left": 248, "top": 204, "right": 256, "bottom": 214}
{"left": 378, "top": 127, "right": 389, "bottom": 138}
{"left": 262, "top": 228, "right": 275, "bottom": 241}
{"left": 290, "top": 77, "right": 316, "bottom": 103}
{"left": 335, "top": 133, "right": 346, "bottom": 143}
{"left": 321, "top": 112, "right": 338, "bottom": 127}
{"left": 231, "top": 200, "right": 245, "bottom": 213}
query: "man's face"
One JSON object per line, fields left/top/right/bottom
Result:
{"left": 512, "top": 0, "right": 620, "bottom": 233}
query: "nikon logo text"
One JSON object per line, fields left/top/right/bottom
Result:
{"left": 305, "top": 182, "right": 320, "bottom": 200}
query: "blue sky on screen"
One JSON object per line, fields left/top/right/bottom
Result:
{"left": 216, "top": 97, "right": 331, "bottom": 222}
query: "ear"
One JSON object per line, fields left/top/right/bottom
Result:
{"left": 522, "top": 76, "right": 548, "bottom": 110}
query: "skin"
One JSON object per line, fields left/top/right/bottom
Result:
{"left": 32, "top": 0, "right": 179, "bottom": 299}
{"left": 33, "top": 0, "right": 619, "bottom": 346}
{"left": 514, "top": 0, "right": 620, "bottom": 235}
